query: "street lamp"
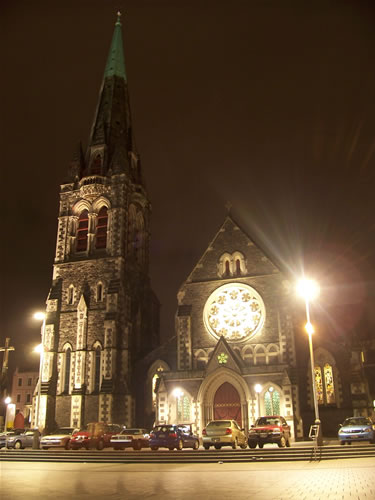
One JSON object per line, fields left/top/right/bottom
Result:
{"left": 297, "top": 278, "right": 323, "bottom": 445}
{"left": 33, "top": 312, "right": 46, "bottom": 432}
{"left": 254, "top": 384, "right": 262, "bottom": 419}
{"left": 4, "top": 396, "right": 11, "bottom": 449}
{"left": 173, "top": 388, "right": 184, "bottom": 422}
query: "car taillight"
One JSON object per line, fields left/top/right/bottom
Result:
{"left": 150, "top": 433, "right": 155, "bottom": 438}
{"left": 202, "top": 429, "right": 207, "bottom": 436}
{"left": 225, "top": 428, "right": 232, "bottom": 435}
{"left": 169, "top": 432, "right": 177, "bottom": 438}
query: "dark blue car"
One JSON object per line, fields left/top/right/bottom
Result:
{"left": 150, "top": 424, "right": 200, "bottom": 451}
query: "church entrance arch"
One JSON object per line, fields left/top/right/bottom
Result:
{"left": 213, "top": 382, "right": 242, "bottom": 426}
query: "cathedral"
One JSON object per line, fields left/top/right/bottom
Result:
{"left": 35, "top": 15, "right": 374, "bottom": 437}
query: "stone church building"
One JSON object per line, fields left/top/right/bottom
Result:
{"left": 34, "top": 15, "right": 374, "bottom": 438}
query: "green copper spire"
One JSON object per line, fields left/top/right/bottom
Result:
{"left": 104, "top": 12, "right": 127, "bottom": 80}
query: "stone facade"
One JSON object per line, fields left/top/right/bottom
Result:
{"left": 148, "top": 216, "right": 303, "bottom": 438}
{"left": 33, "top": 15, "right": 159, "bottom": 432}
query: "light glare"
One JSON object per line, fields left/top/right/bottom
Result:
{"left": 34, "top": 343, "right": 43, "bottom": 354}
{"left": 34, "top": 312, "right": 46, "bottom": 321}
{"left": 296, "top": 279, "right": 320, "bottom": 301}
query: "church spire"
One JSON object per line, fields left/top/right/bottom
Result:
{"left": 85, "top": 12, "right": 141, "bottom": 182}
{"left": 104, "top": 12, "right": 127, "bottom": 80}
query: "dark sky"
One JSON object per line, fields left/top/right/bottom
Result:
{"left": 1, "top": 0, "right": 375, "bottom": 375}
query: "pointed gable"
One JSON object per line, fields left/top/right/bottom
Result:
{"left": 206, "top": 337, "right": 242, "bottom": 374}
{"left": 187, "top": 215, "right": 279, "bottom": 284}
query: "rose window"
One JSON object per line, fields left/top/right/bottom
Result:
{"left": 203, "top": 283, "right": 265, "bottom": 342}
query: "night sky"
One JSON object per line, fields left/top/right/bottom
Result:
{"left": 2, "top": 0, "right": 375, "bottom": 376}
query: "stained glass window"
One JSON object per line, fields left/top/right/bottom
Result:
{"left": 314, "top": 366, "right": 324, "bottom": 404}
{"left": 264, "top": 388, "right": 280, "bottom": 415}
{"left": 177, "top": 395, "right": 191, "bottom": 421}
{"left": 324, "top": 364, "right": 336, "bottom": 404}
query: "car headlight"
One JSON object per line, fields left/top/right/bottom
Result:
{"left": 338, "top": 429, "right": 344, "bottom": 434}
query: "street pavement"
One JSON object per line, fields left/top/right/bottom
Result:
{"left": 0, "top": 457, "right": 374, "bottom": 499}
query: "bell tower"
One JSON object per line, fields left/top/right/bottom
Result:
{"left": 35, "top": 13, "right": 159, "bottom": 431}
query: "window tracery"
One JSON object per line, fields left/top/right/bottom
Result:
{"left": 218, "top": 252, "right": 247, "bottom": 277}
{"left": 177, "top": 395, "right": 191, "bottom": 422}
{"left": 264, "top": 387, "right": 280, "bottom": 415}
{"left": 76, "top": 210, "right": 89, "bottom": 252}
{"left": 95, "top": 206, "right": 108, "bottom": 249}
{"left": 63, "top": 347, "right": 72, "bottom": 394}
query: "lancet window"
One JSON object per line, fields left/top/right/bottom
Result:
{"left": 264, "top": 387, "right": 280, "bottom": 415}
{"left": 314, "top": 363, "right": 336, "bottom": 405}
{"left": 76, "top": 210, "right": 89, "bottom": 251}
{"left": 95, "top": 206, "right": 108, "bottom": 249}
{"left": 63, "top": 348, "right": 71, "bottom": 394}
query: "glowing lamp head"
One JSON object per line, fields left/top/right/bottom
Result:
{"left": 296, "top": 279, "right": 320, "bottom": 301}
{"left": 34, "top": 312, "right": 46, "bottom": 321}
{"left": 4, "top": 396, "right": 11, "bottom": 405}
{"left": 173, "top": 388, "right": 184, "bottom": 398}
{"left": 34, "top": 343, "right": 43, "bottom": 354}
{"left": 305, "top": 322, "right": 315, "bottom": 335}
{"left": 254, "top": 384, "right": 262, "bottom": 394}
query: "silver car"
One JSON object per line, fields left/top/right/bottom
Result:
{"left": 202, "top": 420, "right": 247, "bottom": 449}
{"left": 40, "top": 427, "right": 79, "bottom": 450}
{"left": 6, "top": 429, "right": 40, "bottom": 449}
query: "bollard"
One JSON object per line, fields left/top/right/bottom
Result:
{"left": 32, "top": 430, "right": 40, "bottom": 449}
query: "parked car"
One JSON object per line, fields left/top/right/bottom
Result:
{"left": 70, "top": 423, "right": 123, "bottom": 450}
{"left": 149, "top": 424, "right": 199, "bottom": 450}
{"left": 248, "top": 416, "right": 291, "bottom": 448}
{"left": 202, "top": 420, "right": 247, "bottom": 450}
{"left": 5, "top": 429, "right": 40, "bottom": 449}
{"left": 40, "top": 427, "right": 79, "bottom": 450}
{"left": 110, "top": 428, "right": 150, "bottom": 450}
{"left": 338, "top": 416, "right": 375, "bottom": 445}
{"left": 0, "top": 429, "right": 24, "bottom": 448}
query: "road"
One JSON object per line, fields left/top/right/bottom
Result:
{"left": 1, "top": 457, "right": 374, "bottom": 500}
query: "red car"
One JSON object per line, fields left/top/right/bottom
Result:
{"left": 248, "top": 416, "right": 291, "bottom": 448}
{"left": 70, "top": 422, "right": 123, "bottom": 450}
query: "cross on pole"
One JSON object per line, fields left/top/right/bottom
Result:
{"left": 0, "top": 338, "right": 15, "bottom": 376}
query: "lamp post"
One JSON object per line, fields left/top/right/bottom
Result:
{"left": 297, "top": 279, "right": 323, "bottom": 446}
{"left": 33, "top": 312, "right": 46, "bottom": 432}
{"left": 4, "top": 396, "right": 11, "bottom": 449}
{"left": 254, "top": 384, "right": 262, "bottom": 419}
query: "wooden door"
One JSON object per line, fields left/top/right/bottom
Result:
{"left": 213, "top": 382, "right": 242, "bottom": 426}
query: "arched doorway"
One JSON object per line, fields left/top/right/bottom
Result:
{"left": 213, "top": 382, "right": 242, "bottom": 426}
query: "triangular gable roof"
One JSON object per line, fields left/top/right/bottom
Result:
{"left": 186, "top": 215, "right": 280, "bottom": 283}
{"left": 206, "top": 336, "right": 243, "bottom": 375}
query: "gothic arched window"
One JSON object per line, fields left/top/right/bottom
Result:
{"left": 314, "top": 363, "right": 336, "bottom": 405}
{"left": 324, "top": 364, "right": 336, "bottom": 404}
{"left": 96, "top": 282, "right": 103, "bottom": 302}
{"left": 94, "top": 347, "right": 101, "bottom": 392}
{"left": 95, "top": 206, "right": 108, "bottom": 249}
{"left": 76, "top": 210, "right": 89, "bottom": 252}
{"left": 225, "top": 260, "right": 231, "bottom": 277}
{"left": 236, "top": 259, "right": 241, "bottom": 276}
{"left": 264, "top": 387, "right": 280, "bottom": 415}
{"left": 64, "top": 348, "right": 71, "bottom": 393}
{"left": 177, "top": 395, "right": 191, "bottom": 422}
{"left": 67, "top": 285, "right": 75, "bottom": 305}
